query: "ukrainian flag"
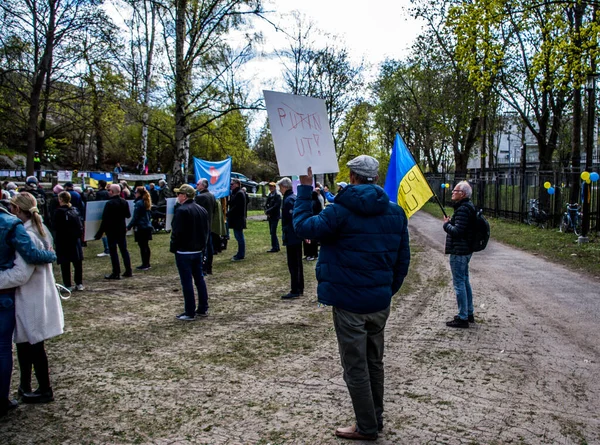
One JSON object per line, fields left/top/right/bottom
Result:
{"left": 384, "top": 133, "right": 433, "bottom": 218}
{"left": 89, "top": 172, "right": 113, "bottom": 188}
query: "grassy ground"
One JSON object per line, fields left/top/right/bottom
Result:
{"left": 422, "top": 201, "right": 600, "bottom": 277}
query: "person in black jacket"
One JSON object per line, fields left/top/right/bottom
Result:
{"left": 171, "top": 184, "right": 209, "bottom": 321}
{"left": 276, "top": 177, "right": 303, "bottom": 299}
{"left": 94, "top": 184, "right": 132, "bottom": 280}
{"left": 264, "top": 182, "right": 281, "bottom": 253}
{"left": 443, "top": 181, "right": 476, "bottom": 328}
{"left": 226, "top": 178, "right": 246, "bottom": 261}
{"left": 53, "top": 191, "right": 84, "bottom": 291}
{"left": 95, "top": 180, "right": 111, "bottom": 257}
{"left": 195, "top": 178, "right": 217, "bottom": 274}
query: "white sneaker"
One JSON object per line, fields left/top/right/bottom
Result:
{"left": 97, "top": 252, "right": 109, "bottom": 257}
{"left": 76, "top": 284, "right": 85, "bottom": 291}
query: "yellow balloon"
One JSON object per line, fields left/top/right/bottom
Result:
{"left": 581, "top": 171, "right": 590, "bottom": 181}
{"left": 543, "top": 181, "right": 551, "bottom": 189}
{"left": 445, "top": 183, "right": 450, "bottom": 188}
{"left": 586, "top": 179, "right": 591, "bottom": 184}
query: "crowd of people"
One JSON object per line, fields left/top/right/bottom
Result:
{"left": 0, "top": 158, "right": 480, "bottom": 442}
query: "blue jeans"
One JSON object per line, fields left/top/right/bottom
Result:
{"left": 175, "top": 253, "right": 208, "bottom": 316}
{"left": 233, "top": 228, "right": 245, "bottom": 259}
{"left": 268, "top": 219, "right": 280, "bottom": 251}
{"left": 449, "top": 254, "right": 473, "bottom": 320}
{"left": 0, "top": 291, "right": 16, "bottom": 402}
{"left": 102, "top": 236, "right": 109, "bottom": 254}
{"left": 332, "top": 306, "right": 390, "bottom": 436}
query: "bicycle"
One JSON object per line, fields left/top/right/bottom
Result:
{"left": 526, "top": 199, "right": 548, "bottom": 228}
{"left": 559, "top": 203, "right": 582, "bottom": 236}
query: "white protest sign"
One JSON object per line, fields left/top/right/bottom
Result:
{"left": 264, "top": 90, "right": 339, "bottom": 176}
{"left": 84, "top": 200, "right": 135, "bottom": 241}
{"left": 57, "top": 170, "right": 72, "bottom": 182}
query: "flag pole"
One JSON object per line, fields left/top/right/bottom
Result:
{"left": 396, "top": 132, "right": 448, "bottom": 218}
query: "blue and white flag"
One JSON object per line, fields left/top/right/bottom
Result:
{"left": 193, "top": 157, "right": 232, "bottom": 199}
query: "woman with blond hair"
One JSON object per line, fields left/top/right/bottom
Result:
{"left": 52, "top": 191, "right": 84, "bottom": 291}
{"left": 127, "top": 186, "right": 153, "bottom": 270}
{"left": 0, "top": 192, "right": 63, "bottom": 405}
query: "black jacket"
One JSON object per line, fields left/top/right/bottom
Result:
{"left": 281, "top": 189, "right": 302, "bottom": 246}
{"left": 96, "top": 189, "right": 110, "bottom": 201}
{"left": 95, "top": 195, "right": 131, "bottom": 239}
{"left": 227, "top": 187, "right": 246, "bottom": 230}
{"left": 265, "top": 191, "right": 281, "bottom": 220}
{"left": 170, "top": 199, "right": 209, "bottom": 253}
{"left": 195, "top": 189, "right": 216, "bottom": 228}
{"left": 53, "top": 205, "right": 83, "bottom": 264}
{"left": 444, "top": 198, "right": 475, "bottom": 255}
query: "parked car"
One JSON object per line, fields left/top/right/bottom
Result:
{"left": 231, "top": 172, "right": 259, "bottom": 193}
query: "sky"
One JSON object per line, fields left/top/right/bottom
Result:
{"left": 241, "top": 0, "right": 425, "bottom": 132}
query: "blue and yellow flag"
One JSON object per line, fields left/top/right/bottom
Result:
{"left": 89, "top": 172, "right": 113, "bottom": 189}
{"left": 384, "top": 133, "right": 433, "bottom": 218}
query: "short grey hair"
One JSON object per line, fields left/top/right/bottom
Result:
{"left": 198, "top": 178, "right": 209, "bottom": 188}
{"left": 158, "top": 180, "right": 166, "bottom": 187}
{"left": 455, "top": 181, "right": 472, "bottom": 198}
{"left": 276, "top": 177, "right": 292, "bottom": 189}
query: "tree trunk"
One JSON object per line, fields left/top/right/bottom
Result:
{"left": 172, "top": 0, "right": 188, "bottom": 187}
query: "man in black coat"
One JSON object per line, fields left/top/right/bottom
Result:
{"left": 226, "top": 178, "right": 246, "bottom": 261}
{"left": 277, "top": 177, "right": 303, "bottom": 299}
{"left": 95, "top": 180, "right": 111, "bottom": 257}
{"left": 195, "top": 178, "right": 217, "bottom": 274}
{"left": 94, "top": 184, "right": 132, "bottom": 279}
{"left": 264, "top": 182, "right": 281, "bottom": 253}
{"left": 443, "top": 180, "right": 476, "bottom": 328}
{"left": 171, "top": 184, "right": 210, "bottom": 321}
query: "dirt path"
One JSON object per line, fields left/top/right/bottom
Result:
{"left": 1, "top": 212, "right": 599, "bottom": 444}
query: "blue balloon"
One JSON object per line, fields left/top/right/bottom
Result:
{"left": 590, "top": 172, "right": 599, "bottom": 182}
{"left": 548, "top": 187, "right": 555, "bottom": 195}
{"left": 441, "top": 183, "right": 446, "bottom": 189}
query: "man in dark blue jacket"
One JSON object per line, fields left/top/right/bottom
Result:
{"left": 294, "top": 155, "right": 410, "bottom": 442}
{"left": 171, "top": 184, "right": 209, "bottom": 321}
{"left": 443, "top": 181, "right": 475, "bottom": 328}
{"left": 277, "top": 177, "right": 303, "bottom": 299}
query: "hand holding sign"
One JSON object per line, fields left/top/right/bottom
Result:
{"left": 264, "top": 91, "right": 339, "bottom": 176}
{"left": 299, "top": 167, "right": 314, "bottom": 186}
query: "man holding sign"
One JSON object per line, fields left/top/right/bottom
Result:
{"left": 293, "top": 156, "right": 411, "bottom": 441}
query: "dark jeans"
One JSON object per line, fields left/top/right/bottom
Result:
{"left": 108, "top": 234, "right": 132, "bottom": 275}
{"left": 268, "top": 219, "right": 280, "bottom": 251}
{"left": 60, "top": 260, "right": 83, "bottom": 287}
{"left": 16, "top": 341, "right": 50, "bottom": 392}
{"left": 0, "top": 292, "right": 15, "bottom": 402}
{"left": 138, "top": 239, "right": 151, "bottom": 267}
{"left": 285, "top": 243, "right": 304, "bottom": 295}
{"left": 233, "top": 228, "right": 245, "bottom": 259}
{"left": 102, "top": 237, "right": 109, "bottom": 254}
{"left": 332, "top": 305, "right": 390, "bottom": 436}
{"left": 175, "top": 253, "right": 209, "bottom": 316}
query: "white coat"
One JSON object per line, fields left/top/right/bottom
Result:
{"left": 0, "top": 220, "right": 64, "bottom": 344}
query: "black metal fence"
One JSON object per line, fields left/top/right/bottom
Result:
{"left": 428, "top": 171, "right": 600, "bottom": 231}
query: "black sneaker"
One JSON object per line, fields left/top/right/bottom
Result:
{"left": 21, "top": 388, "right": 54, "bottom": 404}
{"left": 281, "top": 293, "right": 300, "bottom": 299}
{"left": 454, "top": 314, "right": 476, "bottom": 323}
{"left": 104, "top": 273, "right": 121, "bottom": 280}
{"left": 122, "top": 271, "right": 133, "bottom": 278}
{"left": 446, "top": 318, "right": 469, "bottom": 328}
{"left": 136, "top": 265, "right": 151, "bottom": 271}
{"left": 195, "top": 310, "right": 209, "bottom": 318}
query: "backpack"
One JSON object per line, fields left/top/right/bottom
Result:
{"left": 65, "top": 207, "right": 83, "bottom": 239}
{"left": 470, "top": 206, "right": 490, "bottom": 252}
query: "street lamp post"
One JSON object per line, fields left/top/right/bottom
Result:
{"left": 579, "top": 73, "right": 598, "bottom": 243}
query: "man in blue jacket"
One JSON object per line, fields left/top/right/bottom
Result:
{"left": 294, "top": 155, "right": 410, "bottom": 441}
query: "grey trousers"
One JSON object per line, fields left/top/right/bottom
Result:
{"left": 332, "top": 305, "right": 390, "bottom": 435}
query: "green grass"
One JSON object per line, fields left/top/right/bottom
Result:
{"left": 422, "top": 201, "right": 600, "bottom": 277}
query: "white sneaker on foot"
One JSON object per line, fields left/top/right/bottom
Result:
{"left": 97, "top": 252, "right": 109, "bottom": 257}
{"left": 76, "top": 284, "right": 85, "bottom": 291}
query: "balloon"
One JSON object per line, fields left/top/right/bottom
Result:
{"left": 543, "top": 181, "right": 551, "bottom": 189}
{"left": 548, "top": 187, "right": 555, "bottom": 195}
{"left": 581, "top": 171, "right": 590, "bottom": 181}
{"left": 445, "top": 183, "right": 450, "bottom": 188}
{"left": 590, "top": 172, "right": 599, "bottom": 182}
{"left": 441, "top": 183, "right": 446, "bottom": 189}
{"left": 586, "top": 179, "right": 591, "bottom": 184}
